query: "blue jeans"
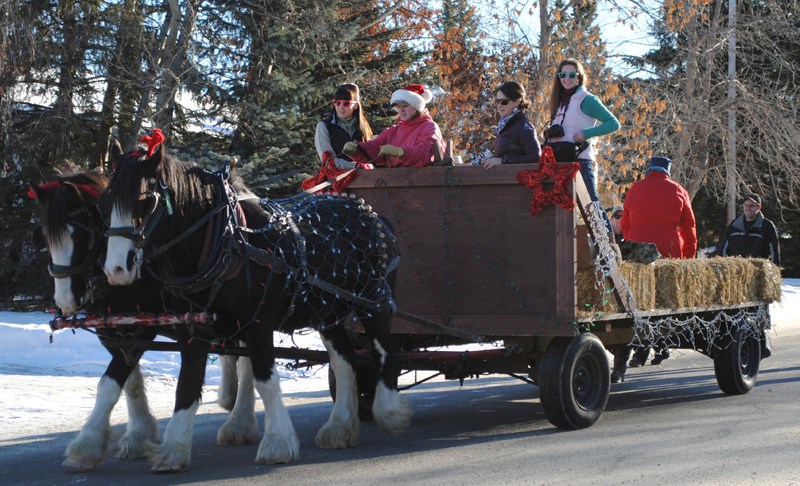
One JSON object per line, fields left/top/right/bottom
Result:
{"left": 579, "top": 159, "right": 613, "bottom": 235}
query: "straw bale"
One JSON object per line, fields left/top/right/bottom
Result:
{"left": 620, "top": 262, "right": 656, "bottom": 310}
{"left": 706, "top": 257, "right": 754, "bottom": 305}
{"left": 576, "top": 262, "right": 655, "bottom": 316}
{"left": 576, "top": 270, "right": 617, "bottom": 316}
{"left": 654, "top": 259, "right": 717, "bottom": 308}
{"left": 747, "top": 258, "right": 782, "bottom": 302}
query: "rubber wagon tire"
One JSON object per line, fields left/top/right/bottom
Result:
{"left": 328, "top": 362, "right": 377, "bottom": 421}
{"left": 538, "top": 333, "right": 611, "bottom": 429}
{"left": 714, "top": 325, "right": 760, "bottom": 395}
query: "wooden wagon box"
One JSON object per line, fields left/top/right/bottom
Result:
{"left": 348, "top": 164, "right": 584, "bottom": 338}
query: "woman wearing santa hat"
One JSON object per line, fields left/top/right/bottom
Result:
{"left": 342, "top": 84, "right": 445, "bottom": 168}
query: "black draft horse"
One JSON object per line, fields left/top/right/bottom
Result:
{"left": 29, "top": 172, "right": 247, "bottom": 470}
{"left": 102, "top": 141, "right": 410, "bottom": 471}
{"left": 29, "top": 173, "right": 163, "bottom": 467}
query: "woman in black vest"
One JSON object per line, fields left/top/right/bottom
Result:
{"left": 481, "top": 81, "right": 541, "bottom": 168}
{"left": 315, "top": 83, "right": 374, "bottom": 169}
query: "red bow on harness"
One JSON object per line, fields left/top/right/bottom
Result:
{"left": 301, "top": 152, "right": 363, "bottom": 194}
{"left": 140, "top": 128, "right": 165, "bottom": 157}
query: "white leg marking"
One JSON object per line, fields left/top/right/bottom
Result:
{"left": 63, "top": 375, "right": 122, "bottom": 470}
{"left": 253, "top": 366, "right": 299, "bottom": 464}
{"left": 117, "top": 366, "right": 159, "bottom": 459}
{"left": 217, "top": 356, "right": 259, "bottom": 446}
{"left": 147, "top": 402, "right": 199, "bottom": 472}
{"left": 371, "top": 339, "right": 412, "bottom": 436}
{"left": 217, "top": 354, "right": 239, "bottom": 411}
{"left": 315, "top": 337, "right": 359, "bottom": 449}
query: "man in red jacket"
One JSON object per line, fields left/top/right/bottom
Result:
{"left": 622, "top": 156, "right": 697, "bottom": 259}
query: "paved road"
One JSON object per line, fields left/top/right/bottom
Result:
{"left": 2, "top": 324, "right": 799, "bottom": 486}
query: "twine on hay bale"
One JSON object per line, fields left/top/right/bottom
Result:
{"left": 747, "top": 258, "right": 782, "bottom": 302}
{"left": 654, "top": 259, "right": 717, "bottom": 309}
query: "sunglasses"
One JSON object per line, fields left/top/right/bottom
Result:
{"left": 495, "top": 98, "right": 512, "bottom": 105}
{"left": 332, "top": 100, "right": 357, "bottom": 107}
{"left": 557, "top": 72, "right": 579, "bottom": 79}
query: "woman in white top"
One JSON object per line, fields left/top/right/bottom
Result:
{"left": 314, "top": 83, "right": 374, "bottom": 169}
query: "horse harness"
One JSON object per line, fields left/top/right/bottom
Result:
{"left": 111, "top": 163, "right": 396, "bottom": 335}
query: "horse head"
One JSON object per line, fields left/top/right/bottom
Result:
{"left": 29, "top": 173, "right": 107, "bottom": 315}
{"left": 103, "top": 137, "right": 213, "bottom": 286}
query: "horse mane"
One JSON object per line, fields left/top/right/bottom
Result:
{"left": 43, "top": 171, "right": 108, "bottom": 246}
{"left": 109, "top": 151, "right": 215, "bottom": 220}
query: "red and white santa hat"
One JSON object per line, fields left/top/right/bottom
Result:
{"left": 390, "top": 84, "right": 433, "bottom": 112}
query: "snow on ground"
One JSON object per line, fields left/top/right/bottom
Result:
{"left": 0, "top": 279, "right": 797, "bottom": 439}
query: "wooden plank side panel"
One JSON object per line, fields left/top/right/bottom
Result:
{"left": 349, "top": 165, "right": 579, "bottom": 337}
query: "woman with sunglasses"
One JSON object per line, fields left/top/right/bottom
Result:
{"left": 546, "top": 59, "right": 620, "bottom": 230}
{"left": 342, "top": 84, "right": 445, "bottom": 168}
{"left": 481, "top": 81, "right": 541, "bottom": 169}
{"left": 315, "top": 83, "right": 374, "bottom": 169}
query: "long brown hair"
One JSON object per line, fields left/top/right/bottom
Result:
{"left": 548, "top": 58, "right": 588, "bottom": 119}
{"left": 334, "top": 83, "right": 373, "bottom": 141}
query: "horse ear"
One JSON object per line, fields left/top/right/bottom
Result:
{"left": 143, "top": 143, "right": 165, "bottom": 176}
{"left": 110, "top": 139, "right": 123, "bottom": 170}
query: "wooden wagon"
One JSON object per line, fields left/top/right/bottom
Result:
{"left": 340, "top": 163, "right": 774, "bottom": 429}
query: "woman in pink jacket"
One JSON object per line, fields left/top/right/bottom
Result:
{"left": 343, "top": 84, "right": 445, "bottom": 168}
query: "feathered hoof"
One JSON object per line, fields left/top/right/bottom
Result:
{"left": 146, "top": 440, "right": 191, "bottom": 472}
{"left": 373, "top": 386, "right": 413, "bottom": 436}
{"left": 62, "top": 454, "right": 102, "bottom": 471}
{"left": 216, "top": 416, "right": 259, "bottom": 446}
{"left": 254, "top": 432, "right": 300, "bottom": 464}
{"left": 116, "top": 416, "right": 159, "bottom": 459}
{"left": 314, "top": 417, "right": 359, "bottom": 449}
{"left": 62, "top": 427, "right": 110, "bottom": 470}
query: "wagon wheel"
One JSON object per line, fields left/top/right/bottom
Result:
{"left": 714, "top": 324, "right": 760, "bottom": 395}
{"left": 327, "top": 362, "right": 377, "bottom": 421}
{"left": 538, "top": 333, "right": 610, "bottom": 429}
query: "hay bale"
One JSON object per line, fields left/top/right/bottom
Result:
{"left": 654, "top": 259, "right": 717, "bottom": 308}
{"left": 576, "top": 269, "right": 617, "bottom": 315}
{"left": 747, "top": 258, "right": 782, "bottom": 302}
{"left": 576, "top": 262, "right": 655, "bottom": 315}
{"left": 706, "top": 257, "right": 754, "bottom": 305}
{"left": 620, "top": 262, "right": 656, "bottom": 310}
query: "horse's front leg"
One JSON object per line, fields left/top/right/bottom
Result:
{"left": 216, "top": 354, "right": 259, "bottom": 446}
{"left": 315, "top": 330, "right": 360, "bottom": 449}
{"left": 64, "top": 348, "right": 148, "bottom": 470}
{"left": 116, "top": 364, "right": 159, "bottom": 459}
{"left": 147, "top": 338, "right": 208, "bottom": 472}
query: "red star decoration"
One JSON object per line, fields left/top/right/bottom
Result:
{"left": 516, "top": 146, "right": 580, "bottom": 215}
{"left": 301, "top": 151, "right": 361, "bottom": 194}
